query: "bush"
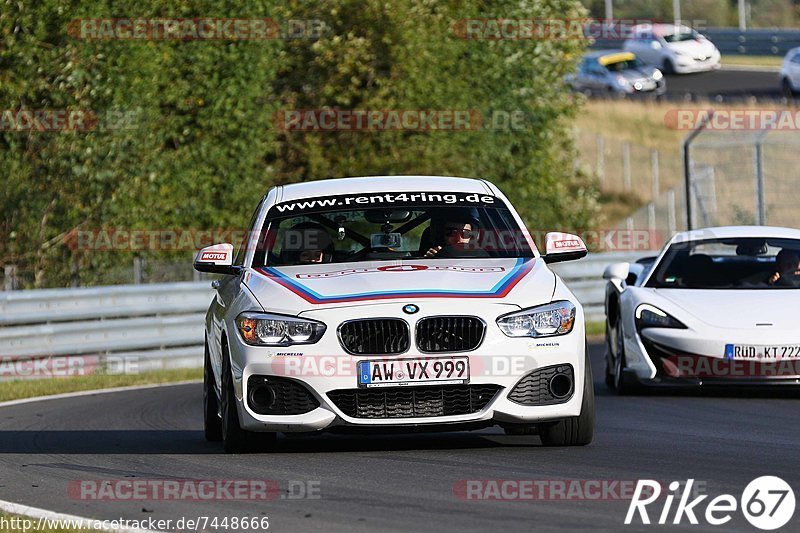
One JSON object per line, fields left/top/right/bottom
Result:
{"left": 1, "top": 0, "right": 598, "bottom": 288}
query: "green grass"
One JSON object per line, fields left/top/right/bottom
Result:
{"left": 585, "top": 321, "right": 606, "bottom": 338}
{"left": 722, "top": 55, "right": 783, "bottom": 69}
{"left": 0, "top": 367, "right": 202, "bottom": 403}
{"left": 574, "top": 99, "right": 797, "bottom": 227}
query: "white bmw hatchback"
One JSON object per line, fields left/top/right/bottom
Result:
{"left": 194, "top": 176, "right": 594, "bottom": 452}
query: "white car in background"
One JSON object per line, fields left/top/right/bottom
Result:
{"left": 780, "top": 46, "right": 800, "bottom": 97}
{"left": 623, "top": 24, "right": 721, "bottom": 74}
{"left": 603, "top": 226, "right": 800, "bottom": 393}
{"left": 194, "top": 176, "right": 594, "bottom": 452}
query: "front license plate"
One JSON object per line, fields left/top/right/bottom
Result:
{"left": 725, "top": 344, "right": 800, "bottom": 360}
{"left": 358, "top": 357, "right": 469, "bottom": 388}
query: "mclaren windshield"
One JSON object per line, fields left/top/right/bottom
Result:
{"left": 646, "top": 237, "right": 800, "bottom": 289}
{"left": 251, "top": 192, "right": 534, "bottom": 267}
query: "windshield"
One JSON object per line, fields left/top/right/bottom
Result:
{"left": 605, "top": 58, "right": 644, "bottom": 71}
{"left": 646, "top": 237, "right": 800, "bottom": 289}
{"left": 663, "top": 30, "right": 699, "bottom": 43}
{"left": 252, "top": 192, "right": 534, "bottom": 267}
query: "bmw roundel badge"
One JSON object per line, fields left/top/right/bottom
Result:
{"left": 402, "top": 304, "right": 419, "bottom": 315}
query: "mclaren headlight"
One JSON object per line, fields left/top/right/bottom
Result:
{"left": 634, "top": 304, "right": 687, "bottom": 330}
{"left": 236, "top": 312, "right": 326, "bottom": 346}
{"left": 497, "top": 301, "right": 576, "bottom": 338}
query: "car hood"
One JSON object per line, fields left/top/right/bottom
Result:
{"left": 243, "top": 258, "right": 554, "bottom": 313}
{"left": 654, "top": 289, "right": 800, "bottom": 330}
{"left": 617, "top": 69, "right": 656, "bottom": 83}
{"left": 666, "top": 39, "right": 717, "bottom": 56}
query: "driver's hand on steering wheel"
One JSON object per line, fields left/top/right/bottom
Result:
{"left": 424, "top": 246, "right": 442, "bottom": 258}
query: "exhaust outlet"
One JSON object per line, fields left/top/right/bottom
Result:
{"left": 548, "top": 373, "right": 573, "bottom": 399}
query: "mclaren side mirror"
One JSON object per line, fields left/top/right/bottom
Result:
{"left": 603, "top": 262, "right": 630, "bottom": 282}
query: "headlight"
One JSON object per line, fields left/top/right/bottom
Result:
{"left": 497, "top": 301, "right": 576, "bottom": 338}
{"left": 634, "top": 304, "right": 687, "bottom": 330}
{"left": 652, "top": 69, "right": 663, "bottom": 81}
{"left": 236, "top": 312, "right": 326, "bottom": 346}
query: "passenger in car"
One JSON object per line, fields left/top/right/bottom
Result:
{"left": 281, "top": 222, "right": 335, "bottom": 264}
{"left": 768, "top": 249, "right": 800, "bottom": 286}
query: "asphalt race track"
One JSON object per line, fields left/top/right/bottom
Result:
{"left": 1, "top": 343, "right": 799, "bottom": 532}
{"left": 664, "top": 68, "right": 784, "bottom": 102}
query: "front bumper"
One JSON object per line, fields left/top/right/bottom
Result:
{"left": 227, "top": 303, "right": 588, "bottom": 432}
{"left": 628, "top": 328, "right": 800, "bottom": 388}
{"left": 673, "top": 54, "right": 721, "bottom": 74}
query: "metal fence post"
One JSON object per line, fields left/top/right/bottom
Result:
{"left": 648, "top": 203, "right": 656, "bottom": 234}
{"left": 667, "top": 189, "right": 677, "bottom": 236}
{"left": 623, "top": 142, "right": 632, "bottom": 192}
{"left": 683, "top": 112, "right": 714, "bottom": 231}
{"left": 4, "top": 265, "right": 19, "bottom": 291}
{"left": 133, "top": 257, "right": 144, "bottom": 285}
{"left": 651, "top": 149, "right": 660, "bottom": 202}
{"left": 754, "top": 140, "right": 766, "bottom": 225}
{"left": 596, "top": 134, "right": 605, "bottom": 186}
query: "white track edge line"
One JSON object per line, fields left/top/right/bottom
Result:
{"left": 0, "top": 380, "right": 202, "bottom": 409}
{"left": 0, "top": 498, "right": 160, "bottom": 533}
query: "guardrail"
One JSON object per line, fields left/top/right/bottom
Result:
{"left": 0, "top": 252, "right": 648, "bottom": 376}
{"left": 0, "top": 282, "right": 214, "bottom": 376}
{"left": 591, "top": 27, "right": 800, "bottom": 56}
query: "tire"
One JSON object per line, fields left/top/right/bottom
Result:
{"left": 782, "top": 78, "right": 796, "bottom": 98}
{"left": 604, "top": 323, "right": 615, "bottom": 390}
{"left": 220, "top": 342, "right": 277, "bottom": 453}
{"left": 203, "top": 343, "right": 223, "bottom": 442}
{"left": 612, "top": 317, "right": 632, "bottom": 396}
{"left": 539, "top": 344, "right": 595, "bottom": 446}
{"left": 662, "top": 58, "right": 675, "bottom": 75}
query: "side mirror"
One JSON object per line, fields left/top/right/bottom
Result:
{"left": 542, "top": 232, "right": 588, "bottom": 264}
{"left": 193, "top": 243, "right": 240, "bottom": 275}
{"left": 603, "top": 262, "right": 630, "bottom": 281}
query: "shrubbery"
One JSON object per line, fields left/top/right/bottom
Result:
{"left": 1, "top": 0, "right": 598, "bottom": 287}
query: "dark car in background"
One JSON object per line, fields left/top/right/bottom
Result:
{"left": 567, "top": 51, "right": 666, "bottom": 98}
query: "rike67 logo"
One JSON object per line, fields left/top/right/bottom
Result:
{"left": 626, "top": 477, "right": 795, "bottom": 530}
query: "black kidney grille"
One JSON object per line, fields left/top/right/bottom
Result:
{"left": 338, "top": 319, "right": 410, "bottom": 355}
{"left": 416, "top": 316, "right": 485, "bottom": 352}
{"left": 327, "top": 384, "right": 501, "bottom": 419}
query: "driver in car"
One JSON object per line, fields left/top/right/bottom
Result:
{"left": 768, "top": 249, "right": 800, "bottom": 286}
{"left": 423, "top": 208, "right": 485, "bottom": 258}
